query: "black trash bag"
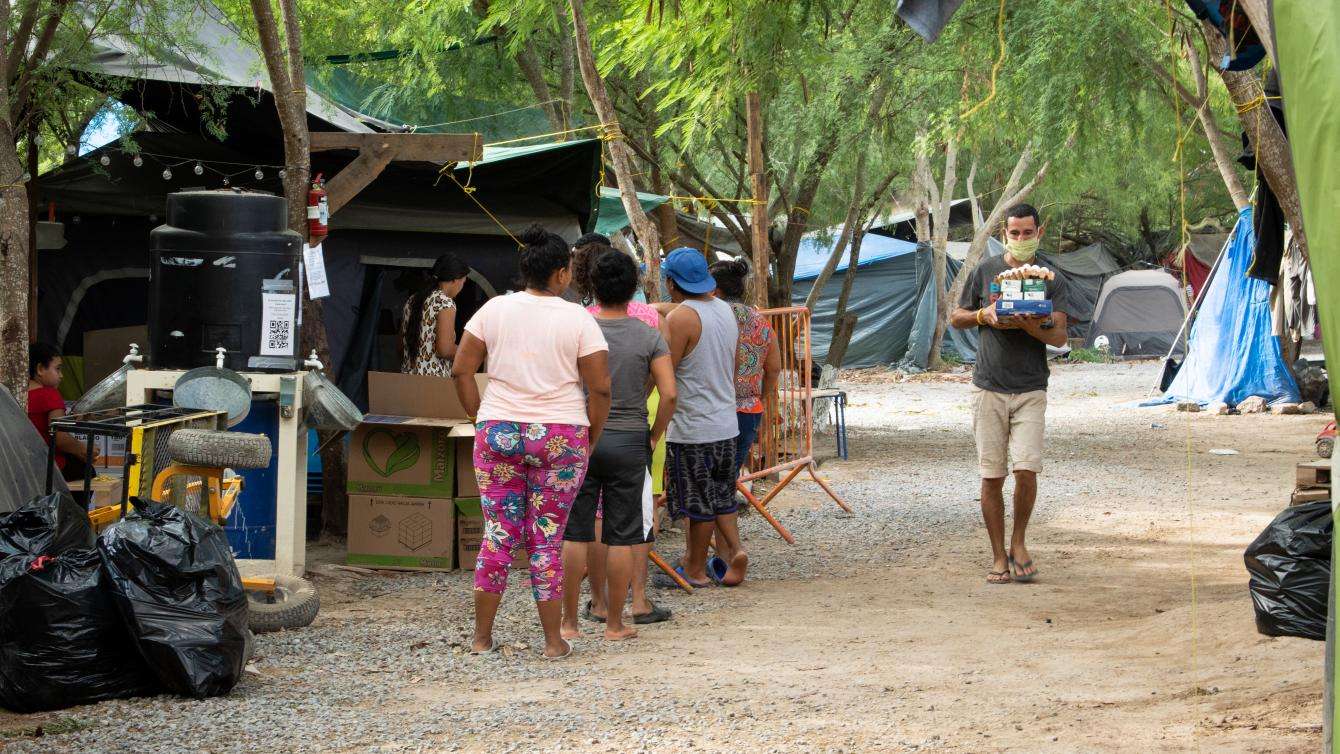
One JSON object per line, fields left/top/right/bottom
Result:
{"left": 1244, "top": 500, "right": 1332, "bottom": 640}
{"left": 0, "top": 548, "right": 158, "bottom": 712}
{"left": 0, "top": 493, "right": 93, "bottom": 558}
{"left": 99, "top": 499, "right": 252, "bottom": 698}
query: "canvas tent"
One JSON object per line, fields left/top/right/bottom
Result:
{"left": 1086, "top": 270, "right": 1187, "bottom": 358}
{"left": 792, "top": 233, "right": 976, "bottom": 368}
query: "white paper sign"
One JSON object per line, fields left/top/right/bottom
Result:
{"left": 260, "top": 292, "right": 297, "bottom": 356}
{"left": 303, "top": 243, "right": 331, "bottom": 299}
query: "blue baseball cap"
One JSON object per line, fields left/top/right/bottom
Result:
{"left": 661, "top": 247, "right": 717, "bottom": 294}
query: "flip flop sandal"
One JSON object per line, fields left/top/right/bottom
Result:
{"left": 633, "top": 601, "right": 672, "bottom": 624}
{"left": 470, "top": 638, "right": 499, "bottom": 655}
{"left": 543, "top": 641, "right": 574, "bottom": 660}
{"left": 1008, "top": 556, "right": 1037, "bottom": 583}
{"left": 706, "top": 556, "right": 729, "bottom": 585}
{"left": 581, "top": 600, "right": 606, "bottom": 624}
{"left": 986, "top": 569, "right": 1012, "bottom": 585}
{"left": 652, "top": 566, "right": 711, "bottom": 589}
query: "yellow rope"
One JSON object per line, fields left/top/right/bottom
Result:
{"left": 959, "top": 0, "right": 1007, "bottom": 121}
{"left": 482, "top": 123, "right": 619, "bottom": 148}
{"left": 433, "top": 164, "right": 523, "bottom": 248}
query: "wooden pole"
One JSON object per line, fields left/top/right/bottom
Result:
{"left": 746, "top": 91, "right": 769, "bottom": 307}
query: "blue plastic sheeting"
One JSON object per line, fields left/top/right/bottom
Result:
{"left": 1151, "top": 208, "right": 1300, "bottom": 407}
{"left": 792, "top": 232, "right": 918, "bottom": 280}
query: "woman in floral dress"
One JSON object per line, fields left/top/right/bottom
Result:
{"left": 452, "top": 225, "right": 611, "bottom": 659}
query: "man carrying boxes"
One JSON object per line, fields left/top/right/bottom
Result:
{"left": 950, "top": 203, "right": 1072, "bottom": 586}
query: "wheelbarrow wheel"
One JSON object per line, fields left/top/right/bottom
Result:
{"left": 247, "top": 574, "right": 320, "bottom": 633}
{"left": 1318, "top": 437, "right": 1334, "bottom": 459}
{"left": 168, "top": 429, "right": 272, "bottom": 469}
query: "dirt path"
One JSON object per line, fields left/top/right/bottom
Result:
{"left": 0, "top": 362, "right": 1325, "bottom": 753}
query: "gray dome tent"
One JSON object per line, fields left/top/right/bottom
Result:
{"left": 1085, "top": 269, "right": 1188, "bottom": 358}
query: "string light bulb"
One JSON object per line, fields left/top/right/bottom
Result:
{"left": 254, "top": 169, "right": 264, "bottom": 181}
{"left": 162, "top": 167, "right": 173, "bottom": 180}
{"left": 222, "top": 176, "right": 230, "bottom": 187}
{"left": 99, "top": 154, "right": 110, "bottom": 166}
{"left": 132, "top": 155, "right": 143, "bottom": 168}
{"left": 278, "top": 169, "right": 286, "bottom": 180}
{"left": 65, "top": 144, "right": 77, "bottom": 156}
{"left": 193, "top": 162, "right": 204, "bottom": 176}
{"left": 21, "top": 171, "right": 31, "bottom": 183}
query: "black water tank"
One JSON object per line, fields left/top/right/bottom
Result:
{"left": 148, "top": 191, "right": 303, "bottom": 371}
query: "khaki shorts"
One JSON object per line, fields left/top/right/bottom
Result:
{"left": 971, "top": 388, "right": 1046, "bottom": 478}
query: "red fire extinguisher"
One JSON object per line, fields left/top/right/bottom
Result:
{"left": 307, "top": 173, "right": 329, "bottom": 238}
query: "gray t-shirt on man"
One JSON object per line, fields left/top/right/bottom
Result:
{"left": 597, "top": 316, "right": 669, "bottom": 433}
{"left": 958, "top": 254, "right": 1071, "bottom": 394}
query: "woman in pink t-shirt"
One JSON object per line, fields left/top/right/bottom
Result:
{"left": 452, "top": 225, "right": 611, "bottom": 660}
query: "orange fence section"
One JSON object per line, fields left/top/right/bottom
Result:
{"left": 737, "top": 306, "right": 850, "bottom": 544}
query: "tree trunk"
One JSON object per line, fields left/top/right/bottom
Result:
{"left": 569, "top": 0, "right": 663, "bottom": 298}
{"left": 1204, "top": 22, "right": 1308, "bottom": 259}
{"left": 825, "top": 313, "right": 859, "bottom": 370}
{"left": 926, "top": 137, "right": 958, "bottom": 370}
{"left": 251, "top": 0, "right": 347, "bottom": 537}
{"left": 1182, "top": 40, "right": 1250, "bottom": 211}
{"left": 746, "top": 91, "right": 769, "bottom": 308}
{"left": 0, "top": 127, "right": 27, "bottom": 404}
{"left": 830, "top": 227, "right": 866, "bottom": 358}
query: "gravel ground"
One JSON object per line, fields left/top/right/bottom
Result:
{"left": 0, "top": 361, "right": 1325, "bottom": 752}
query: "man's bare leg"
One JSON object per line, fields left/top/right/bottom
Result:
{"left": 604, "top": 544, "right": 637, "bottom": 640}
{"left": 683, "top": 520, "right": 714, "bottom": 583}
{"left": 980, "top": 476, "right": 1010, "bottom": 581}
{"left": 1010, "top": 470, "right": 1037, "bottom": 578}
{"left": 713, "top": 512, "right": 748, "bottom": 585}
{"left": 559, "top": 541, "right": 587, "bottom": 639}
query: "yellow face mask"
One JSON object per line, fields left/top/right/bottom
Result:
{"left": 1006, "top": 237, "right": 1040, "bottom": 262}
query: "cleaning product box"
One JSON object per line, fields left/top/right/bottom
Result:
{"left": 347, "top": 494, "right": 455, "bottom": 570}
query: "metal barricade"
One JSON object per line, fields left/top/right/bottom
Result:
{"left": 738, "top": 306, "right": 850, "bottom": 543}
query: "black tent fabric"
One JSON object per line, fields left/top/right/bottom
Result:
{"left": 36, "top": 135, "right": 603, "bottom": 397}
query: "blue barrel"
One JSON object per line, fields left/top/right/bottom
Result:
{"left": 225, "top": 399, "right": 278, "bottom": 558}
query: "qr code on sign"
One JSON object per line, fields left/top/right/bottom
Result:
{"left": 267, "top": 320, "right": 290, "bottom": 351}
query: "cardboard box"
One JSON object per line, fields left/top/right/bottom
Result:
{"left": 346, "top": 372, "right": 485, "bottom": 497}
{"left": 1297, "top": 460, "right": 1331, "bottom": 488}
{"left": 83, "top": 325, "right": 148, "bottom": 388}
{"left": 347, "top": 494, "right": 456, "bottom": 571}
{"left": 87, "top": 475, "right": 128, "bottom": 509}
{"left": 455, "top": 497, "right": 527, "bottom": 571}
{"left": 455, "top": 439, "right": 478, "bottom": 497}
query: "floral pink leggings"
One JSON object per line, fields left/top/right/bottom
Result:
{"left": 473, "top": 420, "right": 589, "bottom": 601}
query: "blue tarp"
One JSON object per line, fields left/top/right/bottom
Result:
{"left": 1153, "top": 208, "right": 1300, "bottom": 407}
{"left": 793, "top": 233, "right": 918, "bottom": 280}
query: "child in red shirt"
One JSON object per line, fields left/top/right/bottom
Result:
{"left": 27, "top": 343, "right": 97, "bottom": 480}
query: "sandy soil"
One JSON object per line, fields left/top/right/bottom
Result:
{"left": 0, "top": 361, "right": 1326, "bottom": 753}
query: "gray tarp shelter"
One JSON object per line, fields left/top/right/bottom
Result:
{"left": 792, "top": 233, "right": 976, "bottom": 369}
{"left": 1086, "top": 269, "right": 1188, "bottom": 358}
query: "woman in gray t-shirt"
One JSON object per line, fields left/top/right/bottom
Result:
{"left": 561, "top": 249, "right": 678, "bottom": 642}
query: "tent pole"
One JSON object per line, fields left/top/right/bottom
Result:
{"left": 1150, "top": 232, "right": 1234, "bottom": 396}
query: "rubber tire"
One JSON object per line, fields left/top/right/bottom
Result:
{"left": 168, "top": 429, "right": 272, "bottom": 469}
{"left": 247, "top": 575, "right": 320, "bottom": 633}
{"left": 1319, "top": 437, "right": 1334, "bottom": 459}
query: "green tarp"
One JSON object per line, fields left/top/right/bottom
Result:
{"left": 1273, "top": 2, "right": 1340, "bottom": 749}
{"left": 594, "top": 187, "right": 670, "bottom": 235}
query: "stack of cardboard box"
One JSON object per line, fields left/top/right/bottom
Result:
{"left": 346, "top": 372, "right": 523, "bottom": 571}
